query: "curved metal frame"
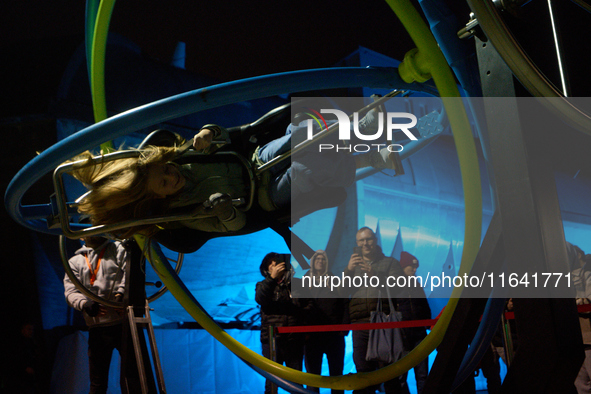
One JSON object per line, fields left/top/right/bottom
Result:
{"left": 5, "top": 0, "right": 485, "bottom": 389}
{"left": 466, "top": 0, "right": 591, "bottom": 134}
{"left": 17, "top": 0, "right": 591, "bottom": 389}
{"left": 256, "top": 90, "right": 404, "bottom": 174}
{"left": 145, "top": 246, "right": 184, "bottom": 303}
{"left": 136, "top": 0, "right": 483, "bottom": 388}
{"left": 5, "top": 67, "right": 438, "bottom": 236}
{"left": 53, "top": 150, "right": 255, "bottom": 239}
{"left": 53, "top": 91, "right": 407, "bottom": 240}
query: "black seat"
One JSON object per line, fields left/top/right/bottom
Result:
{"left": 138, "top": 128, "right": 184, "bottom": 149}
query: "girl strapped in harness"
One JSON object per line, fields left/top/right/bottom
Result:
{"left": 69, "top": 106, "right": 403, "bottom": 243}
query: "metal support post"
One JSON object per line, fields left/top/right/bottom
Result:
{"left": 475, "top": 35, "right": 583, "bottom": 393}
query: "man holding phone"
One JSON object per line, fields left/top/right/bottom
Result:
{"left": 343, "top": 227, "right": 409, "bottom": 394}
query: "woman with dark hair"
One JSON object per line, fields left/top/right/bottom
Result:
{"left": 255, "top": 252, "right": 307, "bottom": 394}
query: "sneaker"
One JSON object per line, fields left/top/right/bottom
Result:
{"left": 358, "top": 108, "right": 381, "bottom": 133}
{"left": 369, "top": 148, "right": 405, "bottom": 176}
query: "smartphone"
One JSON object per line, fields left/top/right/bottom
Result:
{"left": 278, "top": 253, "right": 291, "bottom": 268}
{"left": 353, "top": 246, "right": 362, "bottom": 256}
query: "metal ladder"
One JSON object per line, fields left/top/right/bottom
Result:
{"left": 127, "top": 300, "right": 167, "bottom": 394}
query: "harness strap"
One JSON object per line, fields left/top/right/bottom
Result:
{"left": 84, "top": 247, "right": 107, "bottom": 286}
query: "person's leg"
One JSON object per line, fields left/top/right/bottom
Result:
{"left": 257, "top": 121, "right": 326, "bottom": 167}
{"left": 575, "top": 348, "right": 591, "bottom": 393}
{"left": 263, "top": 336, "right": 302, "bottom": 394}
{"left": 352, "top": 329, "right": 379, "bottom": 394}
{"left": 88, "top": 327, "right": 116, "bottom": 394}
{"left": 381, "top": 330, "right": 410, "bottom": 394}
{"left": 281, "top": 336, "right": 305, "bottom": 391}
{"left": 257, "top": 114, "right": 383, "bottom": 171}
{"left": 403, "top": 334, "right": 428, "bottom": 394}
{"left": 112, "top": 323, "right": 138, "bottom": 394}
{"left": 258, "top": 119, "right": 339, "bottom": 201}
{"left": 257, "top": 132, "right": 292, "bottom": 166}
{"left": 413, "top": 357, "right": 429, "bottom": 394}
{"left": 262, "top": 342, "right": 276, "bottom": 394}
{"left": 382, "top": 365, "right": 410, "bottom": 394}
{"left": 325, "top": 334, "right": 346, "bottom": 394}
{"left": 284, "top": 335, "right": 304, "bottom": 372}
{"left": 496, "top": 346, "right": 507, "bottom": 366}
{"left": 304, "top": 335, "right": 323, "bottom": 393}
{"left": 264, "top": 116, "right": 402, "bottom": 208}
{"left": 270, "top": 151, "right": 357, "bottom": 207}
{"left": 480, "top": 344, "right": 501, "bottom": 394}
{"left": 287, "top": 106, "right": 382, "bottom": 151}
{"left": 256, "top": 124, "right": 304, "bottom": 210}
{"left": 575, "top": 364, "right": 589, "bottom": 394}
{"left": 119, "top": 320, "right": 155, "bottom": 394}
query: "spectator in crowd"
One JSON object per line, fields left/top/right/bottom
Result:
{"left": 4, "top": 322, "right": 42, "bottom": 393}
{"left": 343, "top": 227, "right": 409, "bottom": 394}
{"left": 492, "top": 298, "right": 517, "bottom": 366}
{"left": 63, "top": 235, "right": 128, "bottom": 394}
{"left": 303, "top": 250, "right": 348, "bottom": 394}
{"left": 569, "top": 243, "right": 591, "bottom": 393}
{"left": 397, "top": 251, "right": 431, "bottom": 394}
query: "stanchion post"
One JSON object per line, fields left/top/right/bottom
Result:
{"left": 268, "top": 325, "right": 277, "bottom": 394}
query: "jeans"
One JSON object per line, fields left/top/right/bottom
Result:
{"left": 88, "top": 324, "right": 122, "bottom": 394}
{"left": 406, "top": 336, "right": 429, "bottom": 394}
{"left": 575, "top": 348, "right": 591, "bottom": 393}
{"left": 304, "top": 333, "right": 346, "bottom": 394}
{"left": 257, "top": 122, "right": 356, "bottom": 208}
{"left": 262, "top": 335, "right": 304, "bottom": 394}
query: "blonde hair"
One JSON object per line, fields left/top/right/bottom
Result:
{"left": 70, "top": 145, "right": 180, "bottom": 238}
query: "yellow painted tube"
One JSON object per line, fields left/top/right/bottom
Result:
{"left": 90, "top": 0, "right": 116, "bottom": 153}
{"left": 138, "top": 233, "right": 394, "bottom": 390}
{"left": 141, "top": 229, "right": 459, "bottom": 391}
{"left": 125, "top": 0, "right": 481, "bottom": 389}
{"left": 131, "top": 0, "right": 481, "bottom": 390}
{"left": 383, "top": 0, "right": 483, "bottom": 282}
{"left": 384, "top": 0, "right": 484, "bottom": 375}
